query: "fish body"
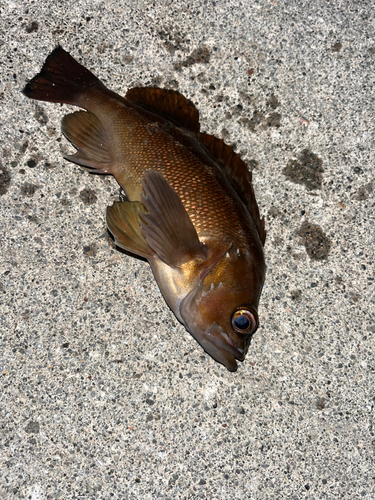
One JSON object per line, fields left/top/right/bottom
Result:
{"left": 23, "top": 47, "right": 266, "bottom": 371}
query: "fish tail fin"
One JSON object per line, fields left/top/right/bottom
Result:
{"left": 22, "top": 46, "right": 106, "bottom": 106}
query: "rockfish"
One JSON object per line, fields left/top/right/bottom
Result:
{"left": 23, "top": 47, "right": 266, "bottom": 371}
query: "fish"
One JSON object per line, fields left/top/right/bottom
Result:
{"left": 23, "top": 46, "right": 266, "bottom": 371}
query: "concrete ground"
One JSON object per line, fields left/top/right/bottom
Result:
{"left": 1, "top": 0, "right": 374, "bottom": 498}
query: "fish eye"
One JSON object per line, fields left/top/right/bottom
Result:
{"left": 231, "top": 309, "right": 257, "bottom": 334}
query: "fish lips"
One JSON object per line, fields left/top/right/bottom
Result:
{"left": 186, "top": 321, "right": 247, "bottom": 372}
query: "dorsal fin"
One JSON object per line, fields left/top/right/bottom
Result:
{"left": 126, "top": 87, "right": 200, "bottom": 133}
{"left": 200, "top": 132, "right": 266, "bottom": 245}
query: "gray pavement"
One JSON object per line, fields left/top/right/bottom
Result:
{"left": 1, "top": 0, "right": 374, "bottom": 498}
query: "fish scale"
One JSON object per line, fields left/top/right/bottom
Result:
{"left": 23, "top": 46, "right": 266, "bottom": 371}
{"left": 113, "top": 109, "right": 247, "bottom": 236}
{"left": 108, "top": 106, "right": 243, "bottom": 237}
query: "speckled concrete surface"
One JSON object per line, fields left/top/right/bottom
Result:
{"left": 1, "top": 1, "right": 374, "bottom": 499}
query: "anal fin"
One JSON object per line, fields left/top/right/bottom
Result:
{"left": 62, "top": 110, "right": 114, "bottom": 174}
{"left": 106, "top": 200, "right": 153, "bottom": 259}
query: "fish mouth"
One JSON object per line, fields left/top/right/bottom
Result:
{"left": 189, "top": 322, "right": 246, "bottom": 372}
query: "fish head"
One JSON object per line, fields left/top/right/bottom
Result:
{"left": 179, "top": 245, "right": 265, "bottom": 371}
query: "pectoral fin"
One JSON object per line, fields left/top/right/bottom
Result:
{"left": 140, "top": 170, "right": 206, "bottom": 267}
{"left": 106, "top": 200, "right": 153, "bottom": 259}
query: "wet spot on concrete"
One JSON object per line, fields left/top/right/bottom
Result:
{"left": 238, "top": 91, "right": 255, "bottom": 105}
{"left": 240, "top": 109, "right": 265, "bottom": 132}
{"left": 248, "top": 159, "right": 259, "bottom": 170}
{"left": 44, "top": 161, "right": 57, "bottom": 169}
{"left": 353, "top": 182, "right": 373, "bottom": 201}
{"left": 268, "top": 206, "right": 283, "bottom": 218}
{"left": 272, "top": 235, "right": 283, "bottom": 247}
{"left": 165, "top": 79, "right": 179, "bottom": 90}
{"left": 21, "top": 182, "right": 38, "bottom": 197}
{"left": 297, "top": 221, "right": 331, "bottom": 261}
{"left": 83, "top": 244, "right": 97, "bottom": 257}
{"left": 158, "top": 28, "right": 186, "bottom": 55}
{"left": 283, "top": 149, "right": 324, "bottom": 190}
{"left": 267, "top": 95, "right": 280, "bottom": 109}
{"left": 174, "top": 46, "right": 210, "bottom": 70}
{"left": 122, "top": 55, "right": 134, "bottom": 64}
{"left": 34, "top": 105, "right": 48, "bottom": 125}
{"left": 240, "top": 109, "right": 281, "bottom": 131}
{"left": 264, "top": 112, "right": 281, "bottom": 128}
{"left": 18, "top": 141, "right": 29, "bottom": 154}
{"left": 79, "top": 188, "right": 98, "bottom": 205}
{"left": 316, "top": 398, "right": 326, "bottom": 410}
{"left": 349, "top": 292, "right": 361, "bottom": 303}
{"left": 60, "top": 197, "right": 71, "bottom": 206}
{"left": 0, "top": 165, "right": 11, "bottom": 195}
{"left": 190, "top": 45, "right": 211, "bottom": 64}
{"left": 150, "top": 75, "right": 162, "bottom": 87}
{"left": 26, "top": 21, "right": 39, "bottom": 33}
{"left": 25, "top": 421, "right": 40, "bottom": 433}
{"left": 290, "top": 289, "right": 302, "bottom": 301}
{"left": 331, "top": 42, "right": 342, "bottom": 52}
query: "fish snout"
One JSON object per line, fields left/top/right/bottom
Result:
{"left": 186, "top": 321, "right": 249, "bottom": 371}
{"left": 205, "top": 322, "right": 247, "bottom": 361}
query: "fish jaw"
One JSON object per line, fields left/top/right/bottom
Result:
{"left": 192, "top": 322, "right": 245, "bottom": 372}
{"left": 179, "top": 285, "right": 254, "bottom": 372}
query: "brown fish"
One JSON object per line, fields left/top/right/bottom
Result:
{"left": 23, "top": 47, "right": 266, "bottom": 371}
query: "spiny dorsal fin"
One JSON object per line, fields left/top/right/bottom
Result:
{"left": 126, "top": 87, "right": 200, "bottom": 133}
{"left": 200, "top": 132, "right": 266, "bottom": 245}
